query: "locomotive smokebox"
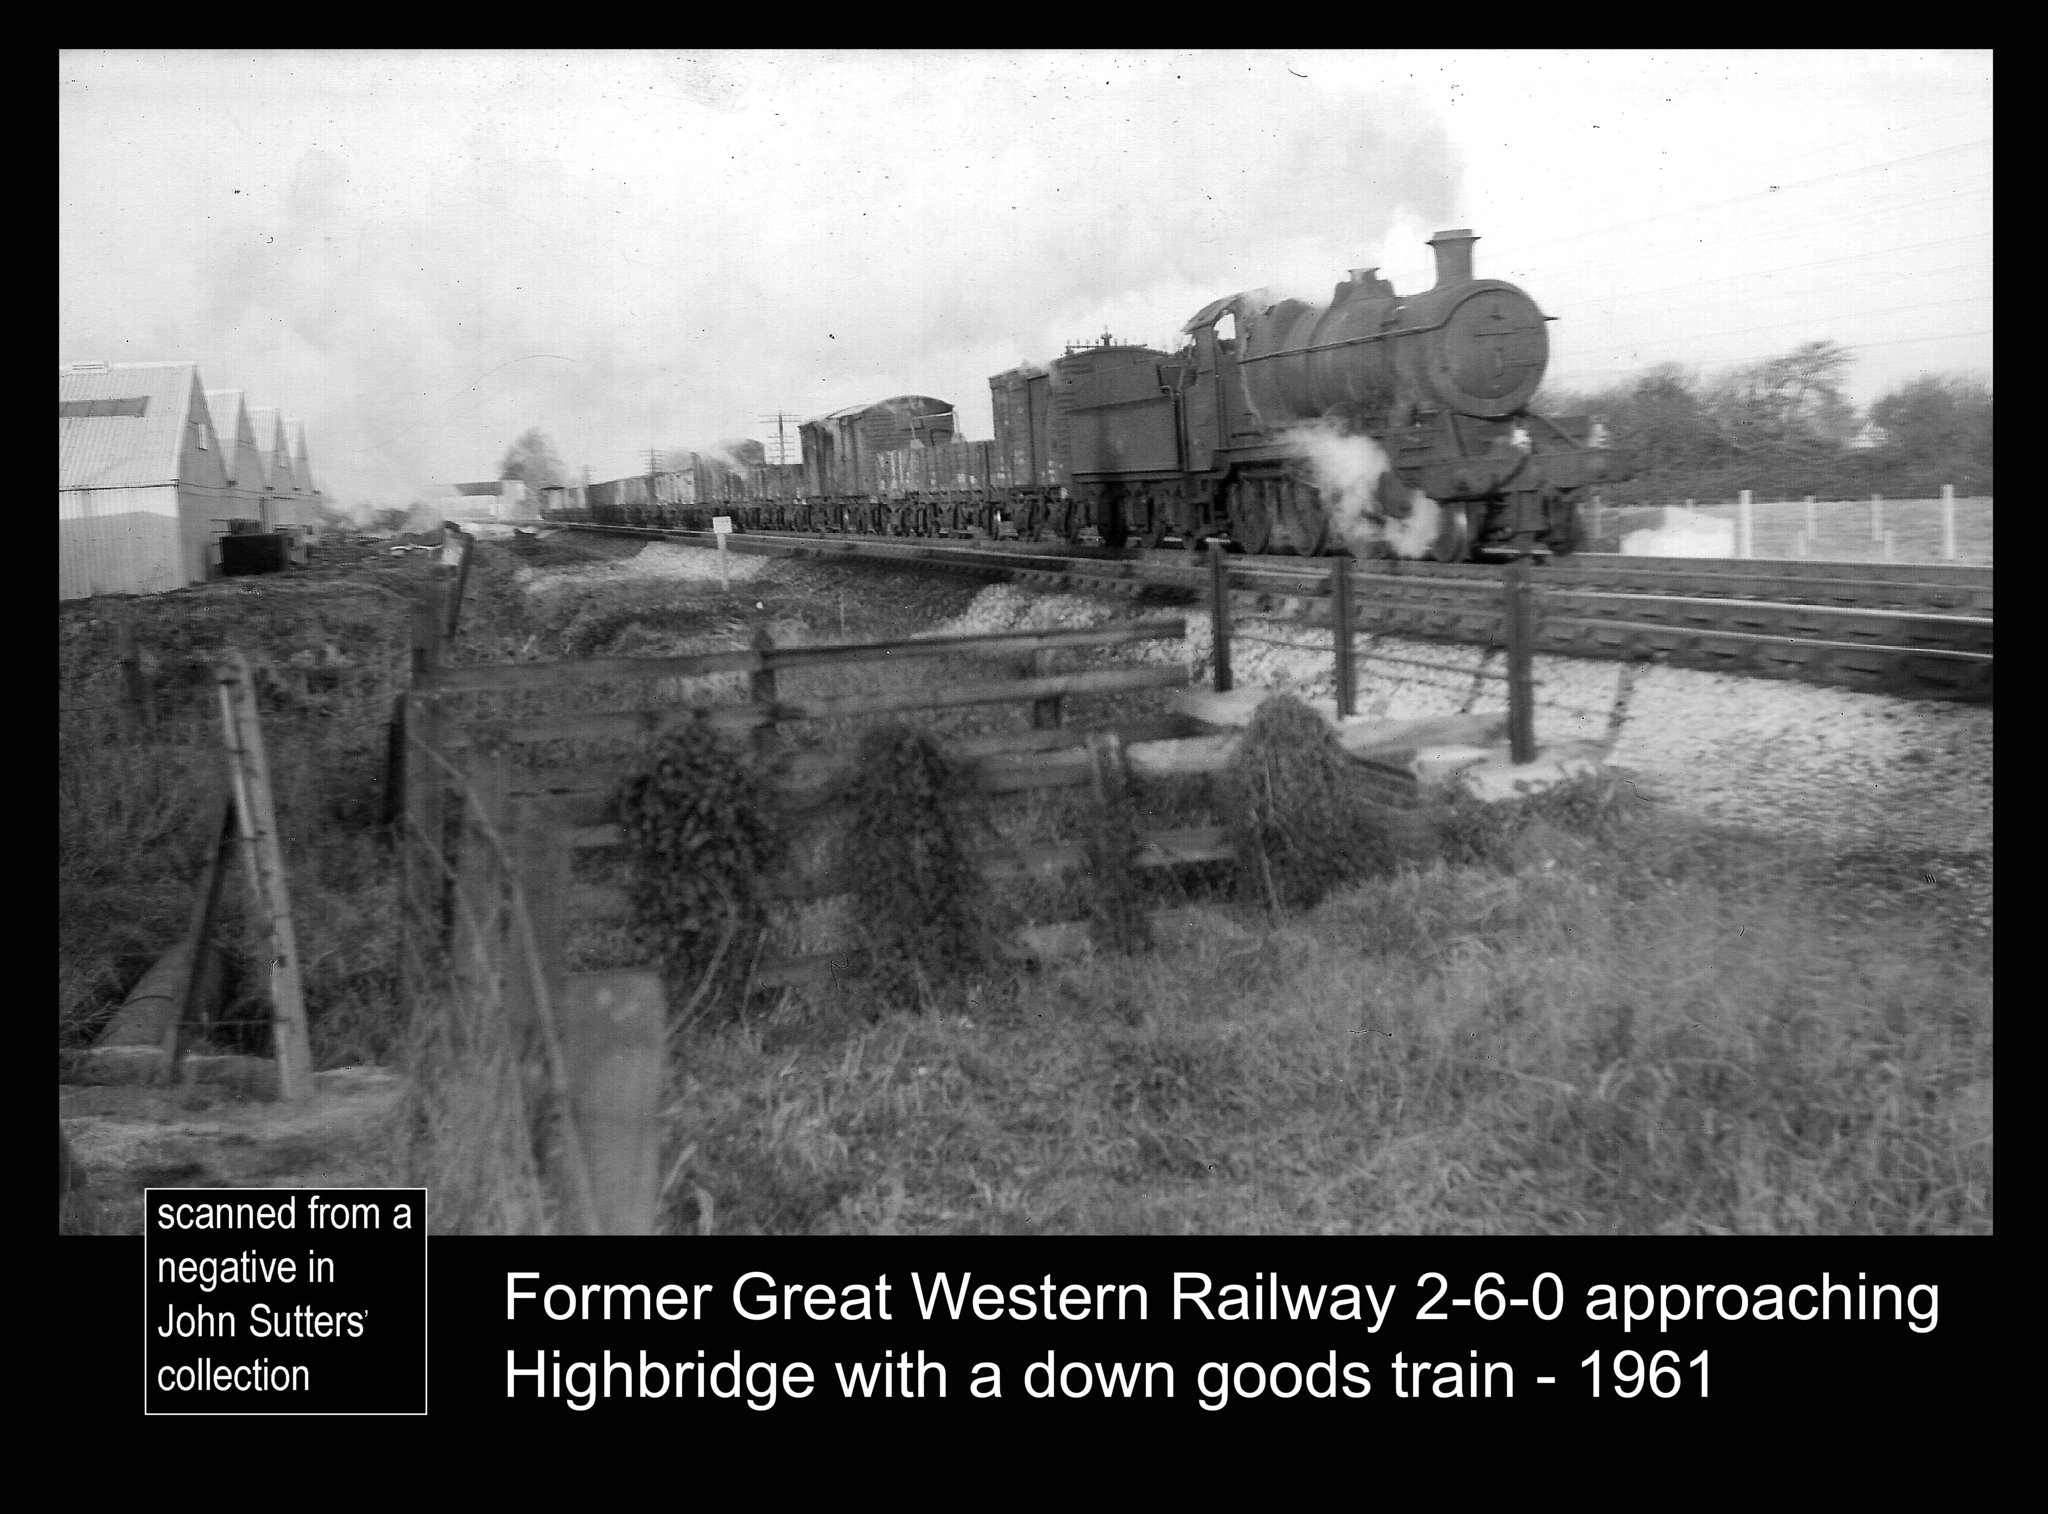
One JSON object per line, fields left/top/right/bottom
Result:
{"left": 1428, "top": 229, "right": 1479, "bottom": 288}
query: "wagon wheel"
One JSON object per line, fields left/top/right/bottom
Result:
{"left": 1547, "top": 490, "right": 1584, "bottom": 556}
{"left": 1279, "top": 474, "right": 1329, "bottom": 556}
{"left": 1094, "top": 486, "right": 1130, "bottom": 550}
{"left": 1141, "top": 498, "right": 1174, "bottom": 550}
{"left": 1429, "top": 500, "right": 1473, "bottom": 563}
{"left": 1060, "top": 498, "right": 1087, "bottom": 545}
{"left": 1228, "top": 476, "right": 1274, "bottom": 554}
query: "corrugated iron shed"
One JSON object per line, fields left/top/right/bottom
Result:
{"left": 60, "top": 362, "right": 233, "bottom": 598}
{"left": 205, "top": 389, "right": 266, "bottom": 495}
{"left": 61, "top": 362, "right": 210, "bottom": 490}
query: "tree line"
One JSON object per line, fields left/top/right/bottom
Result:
{"left": 1536, "top": 341, "right": 1992, "bottom": 500}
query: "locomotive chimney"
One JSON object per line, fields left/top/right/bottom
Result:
{"left": 1428, "top": 229, "right": 1479, "bottom": 288}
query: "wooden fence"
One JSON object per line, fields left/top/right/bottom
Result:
{"left": 1207, "top": 550, "right": 1540, "bottom": 763}
{"left": 394, "top": 577, "right": 1438, "bottom": 1230}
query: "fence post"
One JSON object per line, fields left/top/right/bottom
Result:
{"left": 453, "top": 736, "right": 511, "bottom": 1012}
{"left": 216, "top": 651, "right": 315, "bottom": 1101}
{"left": 1804, "top": 495, "right": 1817, "bottom": 544}
{"left": 1209, "top": 546, "right": 1233, "bottom": 693}
{"left": 1503, "top": 558, "right": 1537, "bottom": 765}
{"left": 1331, "top": 559, "right": 1355, "bottom": 718}
{"left": 407, "top": 587, "right": 447, "bottom": 948}
{"left": 116, "top": 604, "right": 151, "bottom": 736}
{"left": 1942, "top": 485, "right": 1957, "bottom": 561}
{"left": 1884, "top": 530, "right": 1895, "bottom": 564}
{"left": 1871, "top": 495, "right": 1883, "bottom": 543}
{"left": 445, "top": 527, "right": 475, "bottom": 641}
{"left": 750, "top": 625, "right": 778, "bottom": 759}
{"left": 1029, "top": 648, "right": 1063, "bottom": 729}
{"left": 1737, "top": 490, "right": 1754, "bottom": 560}
{"left": 557, "top": 971, "right": 667, "bottom": 1235}
{"left": 504, "top": 795, "right": 568, "bottom": 1040}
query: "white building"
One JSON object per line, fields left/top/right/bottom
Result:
{"left": 60, "top": 361, "right": 234, "bottom": 599}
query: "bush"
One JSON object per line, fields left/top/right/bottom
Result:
{"left": 1223, "top": 696, "right": 1398, "bottom": 910}
{"left": 837, "top": 724, "right": 990, "bottom": 1009}
{"left": 616, "top": 724, "right": 784, "bottom": 1020}
{"left": 1437, "top": 767, "right": 1653, "bottom": 871}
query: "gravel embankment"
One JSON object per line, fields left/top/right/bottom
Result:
{"left": 524, "top": 543, "right": 1992, "bottom": 861}
{"left": 932, "top": 582, "right": 1994, "bottom": 857}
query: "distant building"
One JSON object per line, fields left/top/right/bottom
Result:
{"left": 204, "top": 389, "right": 268, "bottom": 522}
{"left": 287, "top": 418, "right": 329, "bottom": 533}
{"left": 245, "top": 405, "right": 305, "bottom": 532}
{"left": 60, "top": 361, "right": 232, "bottom": 599}
{"left": 425, "top": 478, "right": 542, "bottom": 527}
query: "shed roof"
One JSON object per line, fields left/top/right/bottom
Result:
{"left": 59, "top": 362, "right": 206, "bottom": 489}
{"left": 247, "top": 406, "right": 293, "bottom": 490}
{"left": 288, "top": 418, "right": 314, "bottom": 494}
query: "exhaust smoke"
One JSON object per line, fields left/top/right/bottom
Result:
{"left": 1284, "top": 421, "right": 1445, "bottom": 560}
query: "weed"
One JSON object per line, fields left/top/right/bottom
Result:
{"left": 615, "top": 724, "right": 785, "bottom": 1022}
{"left": 836, "top": 723, "right": 991, "bottom": 1011}
{"left": 1223, "top": 694, "right": 1399, "bottom": 909}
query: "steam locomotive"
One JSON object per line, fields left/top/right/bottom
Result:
{"left": 541, "top": 230, "right": 1631, "bottom": 562}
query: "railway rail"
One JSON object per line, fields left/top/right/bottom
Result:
{"left": 549, "top": 523, "right": 1992, "bottom": 702}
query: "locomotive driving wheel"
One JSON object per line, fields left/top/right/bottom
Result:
{"left": 1429, "top": 500, "right": 1473, "bottom": 563}
{"left": 1227, "top": 475, "right": 1274, "bottom": 554}
{"left": 1279, "top": 472, "right": 1329, "bottom": 556}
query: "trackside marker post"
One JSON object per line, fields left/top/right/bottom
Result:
{"left": 713, "top": 515, "right": 733, "bottom": 592}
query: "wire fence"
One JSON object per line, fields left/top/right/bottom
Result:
{"left": 395, "top": 719, "right": 609, "bottom": 1236}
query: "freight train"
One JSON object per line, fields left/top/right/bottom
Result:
{"left": 540, "top": 230, "right": 1631, "bottom": 562}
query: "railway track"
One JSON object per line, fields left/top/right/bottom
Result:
{"left": 551, "top": 523, "right": 1992, "bottom": 702}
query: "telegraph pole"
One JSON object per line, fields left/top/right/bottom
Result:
{"left": 757, "top": 413, "right": 802, "bottom": 467}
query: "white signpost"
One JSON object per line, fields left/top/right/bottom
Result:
{"left": 712, "top": 515, "right": 733, "bottom": 591}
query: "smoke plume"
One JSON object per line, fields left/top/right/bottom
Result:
{"left": 1284, "top": 421, "right": 1444, "bottom": 559}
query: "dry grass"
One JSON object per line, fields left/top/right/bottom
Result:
{"left": 58, "top": 582, "right": 416, "bottom": 1066}
{"left": 655, "top": 805, "right": 1990, "bottom": 1235}
{"left": 63, "top": 542, "right": 1990, "bottom": 1236}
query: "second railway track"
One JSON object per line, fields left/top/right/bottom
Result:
{"left": 550, "top": 523, "right": 1992, "bottom": 702}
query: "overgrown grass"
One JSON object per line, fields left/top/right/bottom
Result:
{"left": 653, "top": 791, "right": 1990, "bottom": 1236}
{"left": 65, "top": 543, "right": 1990, "bottom": 1237}
{"left": 57, "top": 580, "right": 417, "bottom": 1066}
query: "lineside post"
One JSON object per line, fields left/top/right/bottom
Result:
{"left": 1738, "top": 490, "right": 1754, "bottom": 560}
{"left": 1503, "top": 558, "right": 1537, "bottom": 765}
{"left": 116, "top": 604, "right": 151, "bottom": 736}
{"left": 1209, "top": 546, "right": 1233, "bottom": 693}
{"left": 750, "top": 625, "right": 778, "bottom": 759}
{"left": 445, "top": 526, "right": 475, "bottom": 641}
{"left": 1942, "top": 485, "right": 1957, "bottom": 561}
{"left": 1331, "top": 559, "right": 1355, "bottom": 718}
{"left": 1030, "top": 648, "right": 1062, "bottom": 729}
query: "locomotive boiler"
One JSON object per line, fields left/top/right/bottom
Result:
{"left": 1052, "top": 229, "right": 1630, "bottom": 559}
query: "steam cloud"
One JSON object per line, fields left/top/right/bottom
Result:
{"left": 1284, "top": 421, "right": 1444, "bottom": 559}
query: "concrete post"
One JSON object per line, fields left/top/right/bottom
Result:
{"left": 1209, "top": 547, "right": 1233, "bottom": 693}
{"left": 1942, "top": 485, "right": 1957, "bottom": 561}
{"left": 1504, "top": 558, "right": 1537, "bottom": 765}
{"left": 1738, "top": 490, "right": 1754, "bottom": 560}
{"left": 1331, "top": 560, "right": 1355, "bottom": 719}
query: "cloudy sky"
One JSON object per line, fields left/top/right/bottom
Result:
{"left": 59, "top": 50, "right": 1992, "bottom": 511}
